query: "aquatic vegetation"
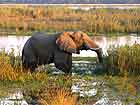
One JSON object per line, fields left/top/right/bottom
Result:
{"left": 106, "top": 44, "right": 140, "bottom": 75}
{"left": 104, "top": 75, "right": 140, "bottom": 104}
{"left": 0, "top": 6, "right": 140, "bottom": 35}
{"left": 23, "top": 75, "right": 77, "bottom": 105}
{"left": 0, "top": 46, "right": 140, "bottom": 104}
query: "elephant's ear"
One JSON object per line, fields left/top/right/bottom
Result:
{"left": 56, "top": 32, "right": 77, "bottom": 53}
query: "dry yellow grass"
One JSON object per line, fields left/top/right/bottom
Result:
{"left": 38, "top": 87, "right": 78, "bottom": 105}
{"left": 0, "top": 52, "right": 18, "bottom": 80}
{"left": 0, "top": 50, "right": 48, "bottom": 81}
{"left": 0, "top": 6, "right": 139, "bottom": 34}
{"left": 0, "top": 51, "right": 78, "bottom": 105}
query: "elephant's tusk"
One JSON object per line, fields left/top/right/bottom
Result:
{"left": 90, "top": 48, "right": 102, "bottom": 51}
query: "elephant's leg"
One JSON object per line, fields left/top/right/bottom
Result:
{"left": 22, "top": 60, "right": 37, "bottom": 72}
{"left": 29, "top": 62, "right": 38, "bottom": 72}
{"left": 22, "top": 54, "right": 37, "bottom": 72}
{"left": 66, "top": 55, "right": 72, "bottom": 73}
{"left": 54, "top": 52, "right": 72, "bottom": 74}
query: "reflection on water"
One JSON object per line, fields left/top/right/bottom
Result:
{"left": 0, "top": 35, "right": 140, "bottom": 57}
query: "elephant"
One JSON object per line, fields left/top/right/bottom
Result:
{"left": 22, "top": 31, "right": 103, "bottom": 73}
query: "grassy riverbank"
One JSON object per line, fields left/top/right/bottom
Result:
{"left": 0, "top": 5, "right": 140, "bottom": 36}
{"left": 0, "top": 44, "right": 140, "bottom": 104}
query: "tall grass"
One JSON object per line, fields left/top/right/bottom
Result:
{"left": 106, "top": 43, "right": 140, "bottom": 75}
{"left": 36, "top": 87, "right": 77, "bottom": 105}
{"left": 0, "top": 49, "right": 78, "bottom": 104}
{"left": 0, "top": 49, "right": 19, "bottom": 80}
{"left": 0, "top": 6, "right": 140, "bottom": 35}
{"left": 0, "top": 46, "right": 140, "bottom": 104}
{"left": 0, "top": 49, "right": 47, "bottom": 81}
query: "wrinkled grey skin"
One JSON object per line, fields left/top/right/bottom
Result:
{"left": 22, "top": 32, "right": 72, "bottom": 73}
{"left": 22, "top": 32, "right": 103, "bottom": 73}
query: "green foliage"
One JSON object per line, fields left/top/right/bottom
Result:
{"left": 105, "top": 75, "right": 140, "bottom": 104}
{"left": 106, "top": 44, "right": 140, "bottom": 75}
{"left": 72, "top": 57, "right": 96, "bottom": 61}
{"left": 0, "top": 46, "right": 140, "bottom": 104}
{"left": 135, "top": 97, "right": 140, "bottom": 105}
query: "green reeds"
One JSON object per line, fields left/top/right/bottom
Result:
{"left": 0, "top": 6, "right": 140, "bottom": 35}
{"left": 106, "top": 44, "right": 140, "bottom": 75}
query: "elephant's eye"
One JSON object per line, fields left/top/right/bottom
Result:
{"left": 69, "top": 35, "right": 75, "bottom": 40}
{"left": 81, "top": 34, "right": 83, "bottom": 38}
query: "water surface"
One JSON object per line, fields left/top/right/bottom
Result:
{"left": 0, "top": 35, "right": 140, "bottom": 57}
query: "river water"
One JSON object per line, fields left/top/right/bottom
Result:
{"left": 0, "top": 34, "right": 140, "bottom": 57}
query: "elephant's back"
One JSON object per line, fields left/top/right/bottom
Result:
{"left": 31, "top": 32, "right": 58, "bottom": 42}
{"left": 28, "top": 32, "right": 58, "bottom": 45}
{"left": 26, "top": 32, "right": 60, "bottom": 55}
{"left": 22, "top": 32, "right": 61, "bottom": 55}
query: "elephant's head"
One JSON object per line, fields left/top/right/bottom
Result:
{"left": 56, "top": 31, "right": 103, "bottom": 63}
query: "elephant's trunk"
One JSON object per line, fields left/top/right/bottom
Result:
{"left": 90, "top": 48, "right": 103, "bottom": 63}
